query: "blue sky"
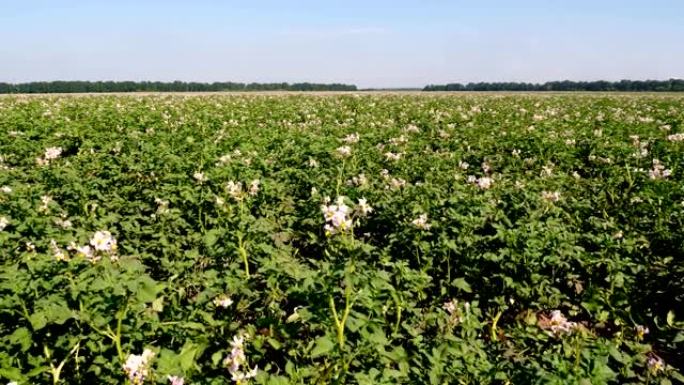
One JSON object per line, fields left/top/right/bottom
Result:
{"left": 1, "top": 0, "right": 683, "bottom": 87}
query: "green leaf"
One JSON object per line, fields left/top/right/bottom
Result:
{"left": 29, "top": 312, "right": 47, "bottom": 330}
{"left": 152, "top": 296, "right": 165, "bottom": 313}
{"left": 667, "top": 310, "right": 675, "bottom": 327}
{"left": 204, "top": 229, "right": 222, "bottom": 248}
{"left": 8, "top": 327, "right": 32, "bottom": 351}
{"left": 310, "top": 335, "right": 335, "bottom": 358}
{"left": 452, "top": 278, "right": 472, "bottom": 293}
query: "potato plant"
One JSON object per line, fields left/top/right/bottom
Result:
{"left": 1, "top": 94, "right": 683, "bottom": 384}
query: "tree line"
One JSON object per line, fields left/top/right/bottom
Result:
{"left": 423, "top": 79, "right": 684, "bottom": 92}
{"left": 0, "top": 81, "right": 357, "bottom": 94}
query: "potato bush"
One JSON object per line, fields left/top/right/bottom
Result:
{"left": 1, "top": 94, "right": 683, "bottom": 384}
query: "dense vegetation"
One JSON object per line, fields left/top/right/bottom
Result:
{"left": 0, "top": 81, "right": 357, "bottom": 94}
{"left": 424, "top": 79, "right": 684, "bottom": 92}
{"left": 1, "top": 94, "right": 683, "bottom": 384}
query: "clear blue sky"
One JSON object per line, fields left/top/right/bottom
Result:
{"left": 1, "top": 0, "right": 682, "bottom": 88}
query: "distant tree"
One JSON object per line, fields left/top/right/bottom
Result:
{"left": 423, "top": 79, "right": 684, "bottom": 92}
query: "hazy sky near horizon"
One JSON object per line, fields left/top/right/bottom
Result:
{"left": 1, "top": 0, "right": 683, "bottom": 88}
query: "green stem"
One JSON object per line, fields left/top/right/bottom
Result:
{"left": 237, "top": 233, "right": 250, "bottom": 278}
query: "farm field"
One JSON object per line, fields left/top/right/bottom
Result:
{"left": 1, "top": 93, "right": 684, "bottom": 384}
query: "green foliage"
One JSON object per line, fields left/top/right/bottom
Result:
{"left": 0, "top": 94, "right": 683, "bottom": 384}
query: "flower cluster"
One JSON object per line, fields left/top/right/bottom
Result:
{"left": 648, "top": 159, "right": 671, "bottom": 180}
{"left": 667, "top": 133, "right": 684, "bottom": 142}
{"left": 347, "top": 173, "right": 368, "bottom": 187}
{"left": 404, "top": 124, "right": 420, "bottom": 133}
{"left": 167, "top": 376, "right": 185, "bottom": 385}
{"left": 36, "top": 147, "right": 63, "bottom": 165}
{"left": 155, "top": 198, "right": 170, "bottom": 215}
{"left": 630, "top": 135, "right": 649, "bottom": 158}
{"left": 541, "top": 191, "right": 561, "bottom": 202}
{"left": 0, "top": 216, "right": 8, "bottom": 231}
{"left": 321, "top": 196, "right": 352, "bottom": 235}
{"left": 123, "top": 349, "right": 155, "bottom": 385}
{"left": 66, "top": 231, "right": 118, "bottom": 262}
{"left": 38, "top": 195, "right": 52, "bottom": 213}
{"left": 341, "top": 132, "right": 360, "bottom": 144}
{"left": 542, "top": 310, "right": 578, "bottom": 336}
{"left": 335, "top": 145, "right": 352, "bottom": 158}
{"left": 442, "top": 299, "right": 458, "bottom": 315}
{"left": 388, "top": 135, "right": 408, "bottom": 145}
{"left": 467, "top": 175, "right": 493, "bottom": 190}
{"left": 223, "top": 335, "right": 258, "bottom": 383}
{"left": 50, "top": 240, "right": 68, "bottom": 261}
{"left": 647, "top": 355, "right": 665, "bottom": 374}
{"left": 214, "top": 294, "right": 234, "bottom": 308}
{"left": 225, "top": 179, "right": 260, "bottom": 201}
{"left": 193, "top": 172, "right": 208, "bottom": 183}
{"left": 411, "top": 214, "right": 431, "bottom": 230}
{"left": 635, "top": 324, "right": 649, "bottom": 340}
{"left": 384, "top": 151, "right": 402, "bottom": 161}
{"left": 357, "top": 198, "right": 373, "bottom": 216}
{"left": 321, "top": 196, "right": 372, "bottom": 235}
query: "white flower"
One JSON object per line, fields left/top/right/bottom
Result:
{"left": 481, "top": 162, "right": 491, "bottom": 174}
{"left": 350, "top": 173, "right": 368, "bottom": 187}
{"left": 335, "top": 146, "right": 352, "bottom": 158}
{"left": 384, "top": 152, "right": 402, "bottom": 161}
{"left": 476, "top": 177, "right": 493, "bottom": 190}
{"left": 443, "top": 299, "right": 458, "bottom": 315}
{"left": 411, "top": 214, "right": 431, "bottom": 230}
{"left": 72, "top": 244, "right": 96, "bottom": 262}
{"left": 248, "top": 179, "right": 260, "bottom": 197}
{"left": 90, "top": 231, "right": 117, "bottom": 252}
{"left": 341, "top": 133, "right": 360, "bottom": 144}
{"left": 39, "top": 195, "right": 52, "bottom": 212}
{"left": 54, "top": 215, "right": 73, "bottom": 229}
{"left": 356, "top": 198, "right": 373, "bottom": 216}
{"left": 167, "top": 376, "right": 185, "bottom": 385}
{"left": 636, "top": 324, "right": 649, "bottom": 339}
{"left": 388, "top": 135, "right": 408, "bottom": 145}
{"left": 224, "top": 335, "right": 258, "bottom": 382}
{"left": 308, "top": 158, "right": 319, "bottom": 168}
{"left": 0, "top": 186, "right": 11, "bottom": 194}
{"left": 321, "top": 197, "right": 352, "bottom": 235}
{"left": 50, "top": 240, "right": 68, "bottom": 261}
{"left": 123, "top": 349, "right": 155, "bottom": 384}
{"left": 216, "top": 196, "right": 226, "bottom": 206}
{"left": 541, "top": 164, "right": 554, "bottom": 177}
{"left": 404, "top": 124, "right": 420, "bottom": 133}
{"left": 44, "top": 147, "right": 63, "bottom": 160}
{"left": 547, "top": 310, "right": 577, "bottom": 335}
{"left": 511, "top": 149, "right": 521, "bottom": 157}
{"left": 214, "top": 295, "right": 234, "bottom": 308}
{"left": 193, "top": 172, "right": 207, "bottom": 183}
{"left": 649, "top": 159, "right": 671, "bottom": 180}
{"left": 667, "top": 133, "right": 684, "bottom": 142}
{"left": 226, "top": 181, "right": 243, "bottom": 200}
{"left": 217, "top": 154, "right": 232, "bottom": 165}
{"left": 0, "top": 216, "right": 8, "bottom": 231}
{"left": 387, "top": 177, "right": 406, "bottom": 190}
{"left": 541, "top": 191, "right": 561, "bottom": 202}
{"left": 458, "top": 161, "right": 470, "bottom": 170}
{"left": 155, "top": 198, "right": 170, "bottom": 215}
{"left": 647, "top": 356, "right": 665, "bottom": 373}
